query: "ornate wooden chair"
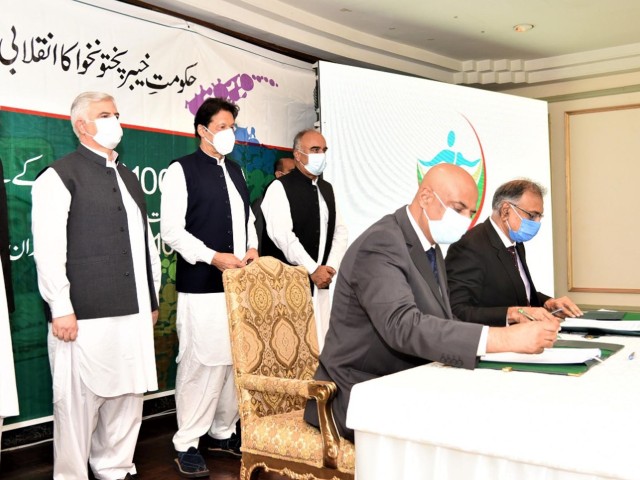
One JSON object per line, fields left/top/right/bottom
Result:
{"left": 222, "top": 256, "right": 355, "bottom": 480}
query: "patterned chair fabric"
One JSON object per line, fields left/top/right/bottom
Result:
{"left": 223, "top": 256, "right": 355, "bottom": 480}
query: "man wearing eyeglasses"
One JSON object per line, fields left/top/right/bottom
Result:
{"left": 304, "top": 166, "right": 561, "bottom": 442}
{"left": 445, "top": 179, "right": 583, "bottom": 326}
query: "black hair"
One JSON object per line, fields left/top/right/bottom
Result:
{"left": 193, "top": 97, "right": 239, "bottom": 138}
{"left": 274, "top": 157, "right": 286, "bottom": 175}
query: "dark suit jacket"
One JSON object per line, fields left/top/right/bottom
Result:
{"left": 304, "top": 207, "right": 483, "bottom": 442}
{"left": 445, "top": 218, "right": 550, "bottom": 326}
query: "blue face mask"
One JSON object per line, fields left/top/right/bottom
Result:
{"left": 507, "top": 204, "right": 541, "bottom": 242}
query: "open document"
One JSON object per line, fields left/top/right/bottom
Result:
{"left": 481, "top": 348, "right": 602, "bottom": 364}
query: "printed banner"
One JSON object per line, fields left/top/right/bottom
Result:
{"left": 1, "top": 0, "right": 315, "bottom": 425}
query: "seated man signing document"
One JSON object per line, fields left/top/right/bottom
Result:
{"left": 445, "top": 179, "right": 582, "bottom": 327}
{"left": 304, "top": 165, "right": 560, "bottom": 442}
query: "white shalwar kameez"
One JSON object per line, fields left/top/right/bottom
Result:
{"left": 0, "top": 255, "right": 18, "bottom": 461}
{"left": 32, "top": 151, "right": 160, "bottom": 480}
{"left": 160, "top": 156, "right": 257, "bottom": 452}
{"left": 261, "top": 179, "right": 348, "bottom": 351}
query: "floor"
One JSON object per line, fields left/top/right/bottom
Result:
{"left": 0, "top": 413, "right": 286, "bottom": 479}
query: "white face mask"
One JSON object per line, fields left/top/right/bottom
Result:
{"left": 89, "top": 116, "right": 123, "bottom": 150}
{"left": 423, "top": 191, "right": 472, "bottom": 244}
{"left": 204, "top": 126, "right": 236, "bottom": 156}
{"left": 298, "top": 150, "right": 327, "bottom": 176}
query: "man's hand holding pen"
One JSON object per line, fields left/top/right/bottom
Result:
{"left": 507, "top": 306, "right": 559, "bottom": 324}
{"left": 544, "top": 296, "right": 583, "bottom": 319}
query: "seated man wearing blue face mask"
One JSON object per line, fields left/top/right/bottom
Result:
{"left": 445, "top": 179, "right": 583, "bottom": 326}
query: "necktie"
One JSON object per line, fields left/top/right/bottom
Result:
{"left": 426, "top": 247, "right": 440, "bottom": 286}
{"left": 507, "top": 246, "right": 531, "bottom": 306}
{"left": 506, "top": 246, "right": 519, "bottom": 271}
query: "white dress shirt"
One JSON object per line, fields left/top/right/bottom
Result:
{"left": 32, "top": 148, "right": 161, "bottom": 398}
{"left": 160, "top": 153, "right": 258, "bottom": 366}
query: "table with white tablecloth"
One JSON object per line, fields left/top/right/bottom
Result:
{"left": 347, "top": 335, "right": 640, "bottom": 480}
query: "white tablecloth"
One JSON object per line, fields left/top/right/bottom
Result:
{"left": 347, "top": 335, "right": 640, "bottom": 480}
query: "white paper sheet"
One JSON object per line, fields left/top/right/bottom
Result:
{"left": 561, "top": 318, "right": 640, "bottom": 332}
{"left": 481, "top": 348, "right": 602, "bottom": 364}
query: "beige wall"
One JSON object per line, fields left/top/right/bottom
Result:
{"left": 500, "top": 73, "right": 640, "bottom": 310}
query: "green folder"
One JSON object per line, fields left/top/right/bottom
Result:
{"left": 477, "top": 339, "right": 624, "bottom": 376}
{"left": 581, "top": 310, "right": 625, "bottom": 320}
{"left": 560, "top": 311, "right": 640, "bottom": 336}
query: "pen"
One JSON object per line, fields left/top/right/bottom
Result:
{"left": 519, "top": 308, "right": 564, "bottom": 339}
{"left": 518, "top": 308, "right": 537, "bottom": 322}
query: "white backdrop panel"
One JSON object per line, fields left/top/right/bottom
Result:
{"left": 318, "top": 61, "right": 554, "bottom": 295}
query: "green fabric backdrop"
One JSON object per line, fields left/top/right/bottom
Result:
{"left": 0, "top": 109, "right": 289, "bottom": 425}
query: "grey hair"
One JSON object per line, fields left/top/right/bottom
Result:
{"left": 70, "top": 92, "right": 114, "bottom": 138}
{"left": 491, "top": 179, "right": 547, "bottom": 212}
{"left": 292, "top": 128, "right": 318, "bottom": 151}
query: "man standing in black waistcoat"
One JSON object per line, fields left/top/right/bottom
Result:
{"left": 160, "top": 98, "right": 258, "bottom": 478}
{"left": 261, "top": 129, "right": 348, "bottom": 351}
{"left": 32, "top": 91, "right": 161, "bottom": 480}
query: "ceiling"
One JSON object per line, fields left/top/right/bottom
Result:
{"left": 135, "top": 0, "right": 640, "bottom": 88}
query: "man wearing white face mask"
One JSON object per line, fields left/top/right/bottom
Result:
{"left": 304, "top": 164, "right": 560, "bottom": 441}
{"left": 161, "top": 97, "right": 258, "bottom": 478}
{"left": 31, "top": 91, "right": 161, "bottom": 480}
{"left": 260, "top": 129, "right": 348, "bottom": 351}
{"left": 446, "top": 179, "right": 583, "bottom": 326}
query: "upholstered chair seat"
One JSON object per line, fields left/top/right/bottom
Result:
{"left": 243, "top": 409, "right": 355, "bottom": 470}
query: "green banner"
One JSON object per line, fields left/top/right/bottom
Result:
{"left": 1, "top": 109, "right": 289, "bottom": 425}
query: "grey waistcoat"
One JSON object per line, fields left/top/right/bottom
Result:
{"left": 45, "top": 145, "right": 158, "bottom": 320}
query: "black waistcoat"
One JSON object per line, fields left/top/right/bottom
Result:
{"left": 172, "top": 149, "right": 250, "bottom": 293}
{"left": 261, "top": 167, "right": 336, "bottom": 268}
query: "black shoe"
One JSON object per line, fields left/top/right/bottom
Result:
{"left": 174, "top": 447, "right": 210, "bottom": 478}
{"left": 207, "top": 432, "right": 241, "bottom": 458}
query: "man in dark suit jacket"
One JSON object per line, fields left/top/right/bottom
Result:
{"left": 446, "top": 179, "right": 582, "bottom": 327}
{"left": 304, "top": 165, "right": 560, "bottom": 442}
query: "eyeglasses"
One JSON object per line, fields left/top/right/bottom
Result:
{"left": 509, "top": 202, "right": 543, "bottom": 221}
